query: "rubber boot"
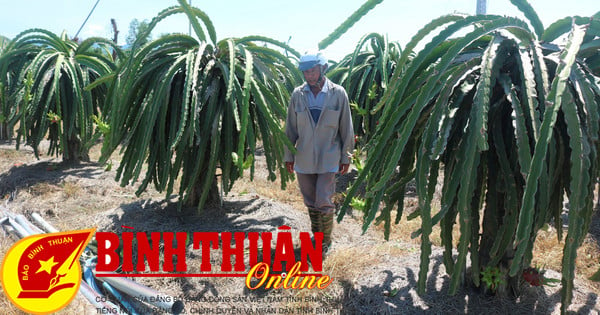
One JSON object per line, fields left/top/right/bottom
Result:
{"left": 308, "top": 208, "right": 321, "bottom": 235}
{"left": 321, "top": 212, "right": 334, "bottom": 254}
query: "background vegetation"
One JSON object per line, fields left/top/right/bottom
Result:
{"left": 0, "top": 30, "right": 120, "bottom": 162}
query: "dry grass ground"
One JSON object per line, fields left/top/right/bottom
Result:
{"left": 0, "top": 140, "right": 599, "bottom": 314}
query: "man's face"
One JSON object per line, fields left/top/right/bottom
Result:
{"left": 303, "top": 65, "right": 321, "bottom": 87}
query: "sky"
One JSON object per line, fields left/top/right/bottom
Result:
{"left": 0, "top": 0, "right": 598, "bottom": 61}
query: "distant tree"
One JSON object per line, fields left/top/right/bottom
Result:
{"left": 0, "top": 35, "right": 8, "bottom": 54}
{"left": 0, "top": 35, "right": 10, "bottom": 139}
{"left": 126, "top": 19, "right": 152, "bottom": 47}
{"left": 328, "top": 33, "right": 401, "bottom": 143}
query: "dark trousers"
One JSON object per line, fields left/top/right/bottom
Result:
{"left": 296, "top": 172, "right": 336, "bottom": 214}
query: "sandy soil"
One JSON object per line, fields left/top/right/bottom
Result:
{"left": 0, "top": 141, "right": 598, "bottom": 315}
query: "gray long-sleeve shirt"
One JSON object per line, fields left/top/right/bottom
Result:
{"left": 284, "top": 79, "right": 354, "bottom": 174}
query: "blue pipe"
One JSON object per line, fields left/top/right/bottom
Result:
{"left": 102, "top": 281, "right": 140, "bottom": 315}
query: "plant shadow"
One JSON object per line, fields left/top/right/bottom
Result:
{"left": 0, "top": 158, "right": 104, "bottom": 197}
{"left": 336, "top": 255, "right": 598, "bottom": 314}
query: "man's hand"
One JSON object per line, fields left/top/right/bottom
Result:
{"left": 285, "top": 162, "right": 294, "bottom": 174}
{"left": 339, "top": 164, "right": 350, "bottom": 175}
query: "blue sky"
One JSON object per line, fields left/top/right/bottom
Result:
{"left": 0, "top": 0, "right": 597, "bottom": 61}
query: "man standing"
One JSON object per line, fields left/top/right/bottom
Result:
{"left": 284, "top": 51, "right": 354, "bottom": 254}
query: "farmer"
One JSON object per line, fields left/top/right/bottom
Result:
{"left": 284, "top": 51, "right": 354, "bottom": 254}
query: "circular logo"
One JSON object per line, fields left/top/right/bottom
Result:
{"left": 1, "top": 229, "right": 94, "bottom": 314}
